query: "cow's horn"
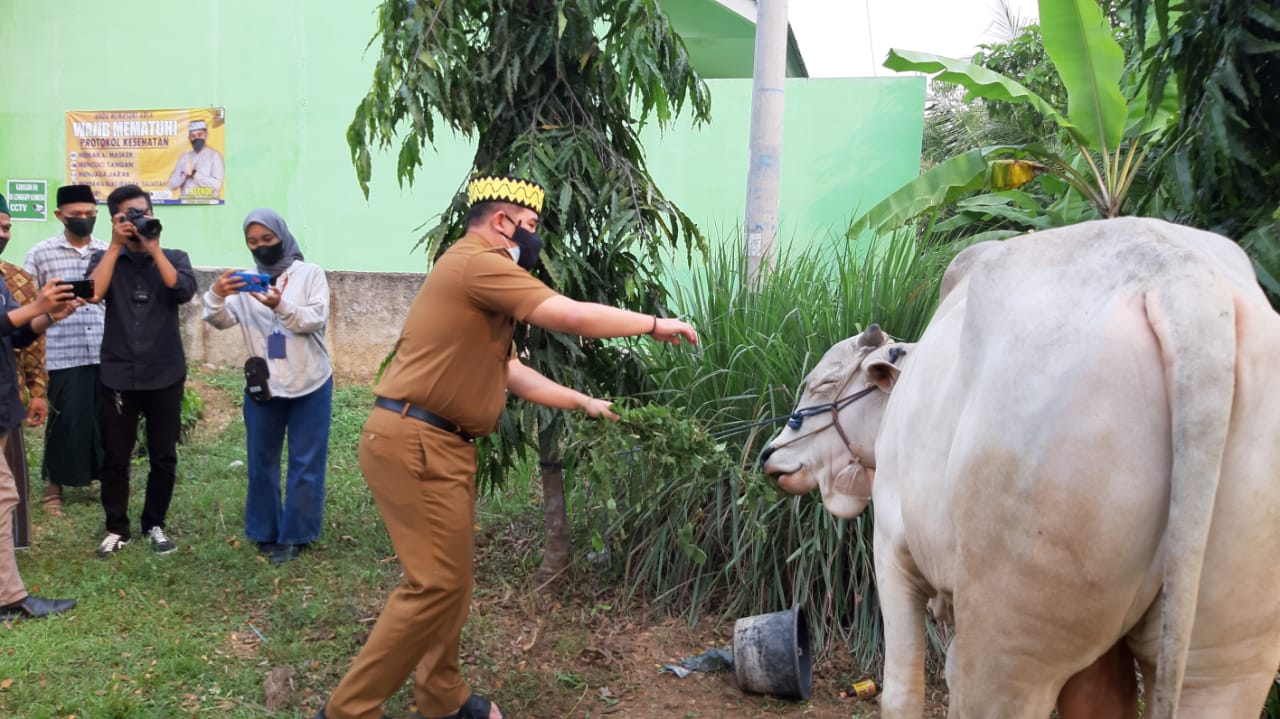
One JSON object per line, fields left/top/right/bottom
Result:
{"left": 858, "top": 324, "right": 884, "bottom": 348}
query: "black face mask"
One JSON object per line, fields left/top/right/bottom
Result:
{"left": 502, "top": 219, "right": 543, "bottom": 272}
{"left": 252, "top": 243, "right": 285, "bottom": 267}
{"left": 191, "top": 138, "right": 206, "bottom": 153}
{"left": 64, "top": 216, "right": 96, "bottom": 238}
{"left": 0, "top": 238, "right": 9, "bottom": 255}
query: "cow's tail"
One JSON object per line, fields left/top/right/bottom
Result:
{"left": 1144, "top": 275, "right": 1237, "bottom": 719}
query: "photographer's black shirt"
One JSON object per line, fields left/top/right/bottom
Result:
{"left": 88, "top": 248, "right": 197, "bottom": 391}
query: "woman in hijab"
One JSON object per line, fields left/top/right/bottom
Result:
{"left": 202, "top": 209, "right": 332, "bottom": 564}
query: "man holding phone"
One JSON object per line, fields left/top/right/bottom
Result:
{"left": 24, "top": 184, "right": 109, "bottom": 516}
{"left": 0, "top": 191, "right": 79, "bottom": 619}
{"left": 0, "top": 194, "right": 50, "bottom": 429}
{"left": 63, "top": 280, "right": 94, "bottom": 299}
{"left": 87, "top": 185, "right": 197, "bottom": 558}
{"left": 0, "top": 194, "right": 52, "bottom": 553}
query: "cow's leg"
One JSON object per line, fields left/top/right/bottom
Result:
{"left": 1055, "top": 640, "right": 1138, "bottom": 719}
{"left": 876, "top": 530, "right": 929, "bottom": 718}
{"left": 942, "top": 630, "right": 1059, "bottom": 719}
{"left": 1177, "top": 669, "right": 1280, "bottom": 719}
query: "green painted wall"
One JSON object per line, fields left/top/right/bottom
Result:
{"left": 644, "top": 78, "right": 925, "bottom": 247}
{"left": 0, "top": 1, "right": 923, "bottom": 274}
{"left": 660, "top": 0, "right": 809, "bottom": 78}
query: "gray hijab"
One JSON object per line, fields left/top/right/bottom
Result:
{"left": 243, "top": 208, "right": 304, "bottom": 277}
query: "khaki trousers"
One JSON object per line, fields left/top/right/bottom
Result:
{"left": 0, "top": 434, "right": 27, "bottom": 606}
{"left": 327, "top": 407, "right": 478, "bottom": 719}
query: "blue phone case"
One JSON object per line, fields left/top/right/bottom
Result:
{"left": 232, "top": 271, "right": 270, "bottom": 293}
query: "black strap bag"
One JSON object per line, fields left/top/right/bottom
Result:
{"left": 244, "top": 356, "right": 272, "bottom": 403}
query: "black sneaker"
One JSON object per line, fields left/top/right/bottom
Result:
{"left": 146, "top": 526, "right": 177, "bottom": 554}
{"left": 0, "top": 595, "right": 77, "bottom": 620}
{"left": 270, "top": 544, "right": 301, "bottom": 565}
{"left": 96, "top": 532, "right": 129, "bottom": 558}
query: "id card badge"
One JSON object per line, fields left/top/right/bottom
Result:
{"left": 267, "top": 331, "right": 287, "bottom": 359}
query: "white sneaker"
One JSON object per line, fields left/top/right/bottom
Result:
{"left": 96, "top": 532, "right": 129, "bottom": 558}
{"left": 146, "top": 526, "right": 177, "bottom": 555}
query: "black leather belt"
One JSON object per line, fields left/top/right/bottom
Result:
{"left": 374, "top": 396, "right": 474, "bottom": 442}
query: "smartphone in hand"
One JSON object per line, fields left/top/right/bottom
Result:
{"left": 63, "top": 279, "right": 95, "bottom": 299}
{"left": 231, "top": 271, "right": 271, "bottom": 293}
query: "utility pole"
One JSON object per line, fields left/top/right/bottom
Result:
{"left": 744, "top": 0, "right": 789, "bottom": 284}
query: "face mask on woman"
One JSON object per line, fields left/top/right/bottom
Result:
{"left": 252, "top": 243, "right": 285, "bottom": 267}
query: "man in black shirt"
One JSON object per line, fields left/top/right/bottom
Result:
{"left": 87, "top": 185, "right": 197, "bottom": 558}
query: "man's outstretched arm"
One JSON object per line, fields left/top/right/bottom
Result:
{"left": 506, "top": 358, "right": 617, "bottom": 420}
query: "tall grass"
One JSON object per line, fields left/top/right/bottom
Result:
{"left": 570, "top": 230, "right": 954, "bottom": 666}
{"left": 644, "top": 230, "right": 948, "bottom": 451}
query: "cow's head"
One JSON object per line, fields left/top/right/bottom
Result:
{"left": 761, "top": 325, "right": 907, "bottom": 518}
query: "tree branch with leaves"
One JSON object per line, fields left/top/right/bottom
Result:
{"left": 347, "top": 0, "right": 711, "bottom": 585}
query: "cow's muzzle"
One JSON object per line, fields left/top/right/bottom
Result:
{"left": 758, "top": 445, "right": 777, "bottom": 471}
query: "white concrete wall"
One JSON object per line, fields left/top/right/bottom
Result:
{"left": 181, "top": 268, "right": 425, "bottom": 379}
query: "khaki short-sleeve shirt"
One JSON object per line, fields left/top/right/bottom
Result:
{"left": 374, "top": 232, "right": 557, "bottom": 437}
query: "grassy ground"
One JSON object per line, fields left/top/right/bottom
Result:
{"left": 0, "top": 368, "right": 906, "bottom": 719}
{"left": 0, "top": 368, "right": 400, "bottom": 719}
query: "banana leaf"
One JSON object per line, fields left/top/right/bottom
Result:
{"left": 885, "top": 49, "right": 1082, "bottom": 145}
{"left": 847, "top": 148, "right": 989, "bottom": 238}
{"left": 1038, "top": 0, "right": 1127, "bottom": 152}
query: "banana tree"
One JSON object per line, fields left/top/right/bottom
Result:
{"left": 850, "top": 0, "right": 1177, "bottom": 238}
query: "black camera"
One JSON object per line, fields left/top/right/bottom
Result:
{"left": 123, "top": 207, "right": 162, "bottom": 240}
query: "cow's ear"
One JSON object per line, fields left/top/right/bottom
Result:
{"left": 865, "top": 359, "right": 900, "bottom": 393}
{"left": 864, "top": 345, "right": 903, "bottom": 393}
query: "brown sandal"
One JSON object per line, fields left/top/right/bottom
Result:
{"left": 41, "top": 485, "right": 63, "bottom": 516}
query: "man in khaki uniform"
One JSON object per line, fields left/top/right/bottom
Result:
{"left": 317, "top": 177, "right": 698, "bottom": 719}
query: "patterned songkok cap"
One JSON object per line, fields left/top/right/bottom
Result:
{"left": 467, "top": 176, "right": 545, "bottom": 215}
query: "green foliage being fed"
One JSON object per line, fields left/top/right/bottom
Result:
{"left": 568, "top": 401, "right": 887, "bottom": 663}
{"left": 563, "top": 230, "right": 954, "bottom": 664}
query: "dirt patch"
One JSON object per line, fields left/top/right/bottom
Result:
{"left": 461, "top": 586, "right": 905, "bottom": 718}
{"left": 463, "top": 521, "right": 950, "bottom": 719}
{"left": 186, "top": 369, "right": 240, "bottom": 444}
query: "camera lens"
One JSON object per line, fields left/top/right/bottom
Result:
{"left": 139, "top": 217, "right": 162, "bottom": 239}
{"left": 125, "top": 208, "right": 161, "bottom": 239}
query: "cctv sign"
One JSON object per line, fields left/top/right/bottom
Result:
{"left": 5, "top": 180, "right": 48, "bottom": 221}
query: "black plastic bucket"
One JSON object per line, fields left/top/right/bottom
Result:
{"left": 732, "top": 605, "right": 812, "bottom": 700}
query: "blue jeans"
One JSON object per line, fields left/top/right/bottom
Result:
{"left": 242, "top": 376, "right": 332, "bottom": 546}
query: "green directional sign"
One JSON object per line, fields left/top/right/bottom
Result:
{"left": 5, "top": 179, "right": 49, "bottom": 221}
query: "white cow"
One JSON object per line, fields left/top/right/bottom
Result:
{"left": 761, "top": 218, "right": 1280, "bottom": 718}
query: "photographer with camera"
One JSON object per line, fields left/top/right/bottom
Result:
{"left": 86, "top": 184, "right": 197, "bottom": 558}
{"left": 202, "top": 208, "right": 332, "bottom": 565}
